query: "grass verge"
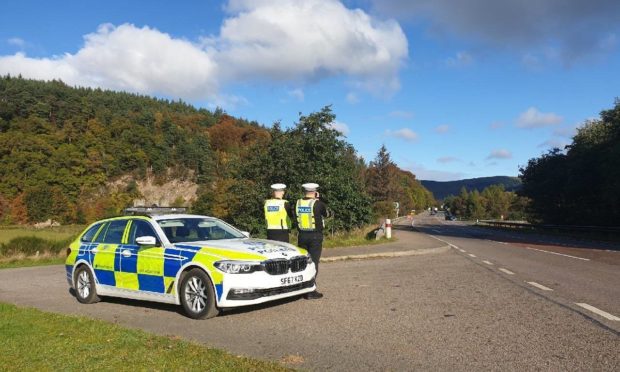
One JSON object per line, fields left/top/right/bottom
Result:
{"left": 0, "top": 225, "right": 84, "bottom": 244}
{"left": 0, "top": 302, "right": 290, "bottom": 371}
{"left": 323, "top": 226, "right": 395, "bottom": 248}
{"left": 0, "top": 252, "right": 65, "bottom": 269}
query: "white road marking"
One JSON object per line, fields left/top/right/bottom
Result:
{"left": 482, "top": 260, "right": 493, "bottom": 265}
{"left": 575, "top": 303, "right": 620, "bottom": 321}
{"left": 499, "top": 268, "right": 514, "bottom": 275}
{"left": 468, "top": 253, "right": 476, "bottom": 258}
{"left": 527, "top": 281, "right": 553, "bottom": 291}
{"left": 526, "top": 247, "right": 590, "bottom": 261}
{"left": 457, "top": 248, "right": 466, "bottom": 253}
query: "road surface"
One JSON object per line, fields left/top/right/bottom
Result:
{"left": 0, "top": 217, "right": 618, "bottom": 370}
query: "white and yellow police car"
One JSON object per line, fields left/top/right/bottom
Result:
{"left": 66, "top": 207, "right": 316, "bottom": 319}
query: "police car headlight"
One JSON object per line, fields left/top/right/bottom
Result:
{"left": 306, "top": 254, "right": 313, "bottom": 264}
{"left": 214, "top": 261, "right": 261, "bottom": 274}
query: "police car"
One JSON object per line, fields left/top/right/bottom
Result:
{"left": 66, "top": 207, "right": 316, "bottom": 319}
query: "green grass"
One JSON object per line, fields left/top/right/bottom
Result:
{"left": 0, "top": 254, "right": 65, "bottom": 269}
{"left": 323, "top": 228, "right": 395, "bottom": 248}
{"left": 0, "top": 302, "right": 290, "bottom": 371}
{"left": 0, "top": 225, "right": 84, "bottom": 244}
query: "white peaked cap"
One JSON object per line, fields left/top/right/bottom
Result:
{"left": 270, "top": 183, "right": 287, "bottom": 190}
{"left": 302, "top": 183, "right": 319, "bottom": 191}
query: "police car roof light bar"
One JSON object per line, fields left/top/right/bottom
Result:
{"left": 123, "top": 206, "right": 187, "bottom": 216}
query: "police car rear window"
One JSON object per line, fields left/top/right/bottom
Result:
{"left": 94, "top": 220, "right": 128, "bottom": 244}
{"left": 81, "top": 223, "right": 103, "bottom": 242}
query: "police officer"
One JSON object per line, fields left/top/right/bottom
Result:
{"left": 295, "top": 183, "right": 329, "bottom": 300}
{"left": 264, "top": 183, "right": 293, "bottom": 243}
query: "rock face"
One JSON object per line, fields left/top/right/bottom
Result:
{"left": 132, "top": 177, "right": 198, "bottom": 207}
{"left": 107, "top": 170, "right": 199, "bottom": 208}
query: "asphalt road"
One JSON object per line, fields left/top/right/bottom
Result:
{"left": 1, "top": 219, "right": 619, "bottom": 370}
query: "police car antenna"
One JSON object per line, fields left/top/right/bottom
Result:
{"left": 123, "top": 206, "right": 187, "bottom": 216}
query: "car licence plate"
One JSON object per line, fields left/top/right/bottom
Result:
{"left": 280, "top": 275, "right": 303, "bottom": 285}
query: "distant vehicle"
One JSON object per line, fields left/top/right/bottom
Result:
{"left": 66, "top": 208, "right": 316, "bottom": 319}
{"left": 445, "top": 214, "right": 457, "bottom": 221}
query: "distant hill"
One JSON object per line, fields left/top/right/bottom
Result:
{"left": 421, "top": 176, "right": 522, "bottom": 200}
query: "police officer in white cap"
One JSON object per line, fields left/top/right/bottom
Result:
{"left": 264, "top": 183, "right": 293, "bottom": 243}
{"left": 294, "top": 182, "right": 330, "bottom": 299}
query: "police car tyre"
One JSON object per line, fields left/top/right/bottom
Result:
{"left": 74, "top": 265, "right": 100, "bottom": 304}
{"left": 180, "top": 268, "right": 219, "bottom": 319}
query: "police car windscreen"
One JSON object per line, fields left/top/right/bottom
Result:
{"left": 158, "top": 218, "right": 245, "bottom": 243}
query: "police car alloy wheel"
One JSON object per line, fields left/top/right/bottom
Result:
{"left": 180, "top": 268, "right": 219, "bottom": 319}
{"left": 74, "top": 266, "right": 100, "bottom": 304}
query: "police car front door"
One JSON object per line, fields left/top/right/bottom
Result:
{"left": 91, "top": 220, "right": 127, "bottom": 287}
{"left": 119, "top": 219, "right": 176, "bottom": 294}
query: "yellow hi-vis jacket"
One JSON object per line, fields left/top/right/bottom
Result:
{"left": 295, "top": 199, "right": 318, "bottom": 231}
{"left": 264, "top": 199, "right": 291, "bottom": 230}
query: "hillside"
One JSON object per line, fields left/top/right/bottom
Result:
{"left": 0, "top": 76, "right": 434, "bottom": 232}
{"left": 421, "top": 176, "right": 522, "bottom": 200}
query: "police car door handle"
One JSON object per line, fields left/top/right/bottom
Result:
{"left": 121, "top": 249, "right": 132, "bottom": 258}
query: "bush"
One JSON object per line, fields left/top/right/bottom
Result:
{"left": 0, "top": 236, "right": 73, "bottom": 257}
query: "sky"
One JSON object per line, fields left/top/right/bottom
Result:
{"left": 1, "top": 0, "right": 619, "bottom": 181}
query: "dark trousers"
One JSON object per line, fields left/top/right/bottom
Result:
{"left": 298, "top": 231, "right": 323, "bottom": 276}
{"left": 267, "top": 229, "right": 289, "bottom": 243}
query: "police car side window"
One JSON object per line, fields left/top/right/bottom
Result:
{"left": 81, "top": 223, "right": 102, "bottom": 242}
{"left": 94, "top": 220, "right": 127, "bottom": 244}
{"left": 128, "top": 220, "right": 158, "bottom": 245}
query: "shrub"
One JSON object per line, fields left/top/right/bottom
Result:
{"left": 0, "top": 236, "right": 73, "bottom": 257}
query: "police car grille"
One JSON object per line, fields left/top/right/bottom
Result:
{"left": 264, "top": 259, "right": 289, "bottom": 275}
{"left": 289, "top": 256, "right": 307, "bottom": 272}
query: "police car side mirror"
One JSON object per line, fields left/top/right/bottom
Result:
{"left": 136, "top": 236, "right": 158, "bottom": 246}
{"left": 241, "top": 231, "right": 250, "bottom": 238}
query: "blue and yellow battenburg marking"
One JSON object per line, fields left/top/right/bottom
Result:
{"left": 66, "top": 216, "right": 266, "bottom": 300}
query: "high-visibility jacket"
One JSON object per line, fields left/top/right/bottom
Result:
{"left": 264, "top": 199, "right": 291, "bottom": 230}
{"left": 296, "top": 199, "right": 317, "bottom": 231}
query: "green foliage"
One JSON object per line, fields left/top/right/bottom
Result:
{"left": 234, "top": 106, "right": 373, "bottom": 233}
{"left": 444, "top": 184, "right": 529, "bottom": 221}
{"left": 1, "top": 77, "right": 437, "bottom": 233}
{"left": 365, "top": 146, "right": 436, "bottom": 219}
{"left": 0, "top": 236, "right": 73, "bottom": 256}
{"left": 519, "top": 100, "right": 620, "bottom": 226}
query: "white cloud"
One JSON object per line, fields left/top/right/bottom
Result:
{"left": 552, "top": 124, "right": 580, "bottom": 138}
{"left": 437, "top": 156, "right": 459, "bottom": 163}
{"left": 435, "top": 124, "right": 450, "bottom": 133}
{"left": 288, "top": 88, "right": 304, "bottom": 102}
{"left": 217, "top": 0, "right": 408, "bottom": 95}
{"left": 346, "top": 92, "right": 360, "bottom": 104}
{"left": 445, "top": 51, "right": 473, "bottom": 67}
{"left": 516, "top": 107, "right": 563, "bottom": 128}
{"left": 0, "top": 0, "right": 408, "bottom": 101}
{"left": 486, "top": 149, "right": 512, "bottom": 160}
{"left": 538, "top": 139, "right": 569, "bottom": 149}
{"left": 0, "top": 24, "right": 219, "bottom": 99}
{"left": 385, "top": 128, "right": 418, "bottom": 141}
{"left": 404, "top": 162, "right": 465, "bottom": 181}
{"left": 388, "top": 110, "right": 414, "bottom": 119}
{"left": 7, "top": 37, "right": 25, "bottom": 47}
{"left": 371, "top": 0, "right": 620, "bottom": 63}
{"left": 328, "top": 120, "right": 350, "bottom": 135}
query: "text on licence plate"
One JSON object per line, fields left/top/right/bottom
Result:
{"left": 280, "top": 275, "right": 303, "bottom": 285}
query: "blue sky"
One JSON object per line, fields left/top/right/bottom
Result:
{"left": 2, "top": 0, "right": 619, "bottom": 180}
